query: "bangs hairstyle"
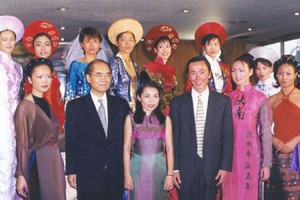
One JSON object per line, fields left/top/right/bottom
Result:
{"left": 186, "top": 56, "right": 211, "bottom": 75}
{"left": 134, "top": 79, "right": 165, "bottom": 124}
{"left": 79, "top": 27, "right": 102, "bottom": 43}
{"left": 153, "top": 36, "right": 172, "bottom": 49}
{"left": 116, "top": 31, "right": 136, "bottom": 42}
{"left": 33, "top": 32, "right": 52, "bottom": 46}
{"left": 273, "top": 55, "right": 300, "bottom": 88}
{"left": 252, "top": 58, "right": 273, "bottom": 86}
{"left": 254, "top": 58, "right": 272, "bottom": 69}
{"left": 201, "top": 33, "right": 221, "bottom": 46}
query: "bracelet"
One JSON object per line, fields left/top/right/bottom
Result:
{"left": 167, "top": 174, "right": 174, "bottom": 177}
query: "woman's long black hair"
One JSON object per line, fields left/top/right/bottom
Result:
{"left": 134, "top": 78, "right": 165, "bottom": 124}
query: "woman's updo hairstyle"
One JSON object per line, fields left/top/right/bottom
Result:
{"left": 19, "top": 58, "right": 54, "bottom": 100}
{"left": 233, "top": 53, "right": 256, "bottom": 69}
{"left": 273, "top": 55, "right": 300, "bottom": 88}
{"left": 24, "top": 58, "right": 54, "bottom": 77}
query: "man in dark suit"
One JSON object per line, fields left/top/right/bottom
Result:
{"left": 170, "top": 56, "right": 233, "bottom": 200}
{"left": 65, "top": 59, "right": 130, "bottom": 200}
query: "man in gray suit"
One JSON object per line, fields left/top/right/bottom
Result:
{"left": 170, "top": 56, "right": 233, "bottom": 200}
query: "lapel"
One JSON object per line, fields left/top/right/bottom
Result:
{"left": 181, "top": 92, "right": 197, "bottom": 137}
{"left": 106, "top": 94, "right": 117, "bottom": 142}
{"left": 204, "top": 91, "right": 218, "bottom": 142}
{"left": 84, "top": 94, "right": 106, "bottom": 138}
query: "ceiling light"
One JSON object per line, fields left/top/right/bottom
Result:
{"left": 61, "top": 38, "right": 65, "bottom": 42}
{"left": 59, "top": 7, "right": 66, "bottom": 11}
{"left": 60, "top": 26, "right": 65, "bottom": 30}
{"left": 140, "top": 38, "right": 144, "bottom": 41}
{"left": 182, "top": 9, "right": 190, "bottom": 13}
{"left": 294, "top": 12, "right": 300, "bottom": 16}
{"left": 248, "top": 28, "right": 253, "bottom": 31}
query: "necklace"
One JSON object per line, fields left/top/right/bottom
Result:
{"left": 281, "top": 87, "right": 296, "bottom": 99}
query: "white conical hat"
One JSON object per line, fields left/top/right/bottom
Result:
{"left": 249, "top": 46, "right": 279, "bottom": 65}
{"left": 0, "top": 15, "right": 24, "bottom": 42}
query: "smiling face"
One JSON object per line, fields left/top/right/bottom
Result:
{"left": 86, "top": 61, "right": 112, "bottom": 97}
{"left": 116, "top": 32, "right": 136, "bottom": 55}
{"left": 80, "top": 36, "right": 101, "bottom": 56}
{"left": 231, "top": 61, "right": 253, "bottom": 87}
{"left": 203, "top": 37, "right": 221, "bottom": 60}
{"left": 188, "top": 61, "right": 211, "bottom": 93}
{"left": 255, "top": 61, "right": 273, "bottom": 81}
{"left": 0, "top": 30, "right": 16, "bottom": 56}
{"left": 33, "top": 35, "right": 52, "bottom": 58}
{"left": 138, "top": 86, "right": 160, "bottom": 116}
{"left": 276, "top": 63, "right": 297, "bottom": 88}
{"left": 154, "top": 40, "right": 172, "bottom": 63}
{"left": 28, "top": 64, "right": 53, "bottom": 97}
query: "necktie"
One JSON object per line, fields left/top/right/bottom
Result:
{"left": 98, "top": 99, "right": 107, "bottom": 137}
{"left": 195, "top": 95, "right": 205, "bottom": 157}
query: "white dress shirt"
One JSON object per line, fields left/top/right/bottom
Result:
{"left": 90, "top": 92, "right": 108, "bottom": 120}
{"left": 174, "top": 87, "right": 210, "bottom": 173}
{"left": 191, "top": 87, "right": 209, "bottom": 121}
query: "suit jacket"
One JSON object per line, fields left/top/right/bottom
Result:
{"left": 170, "top": 90, "right": 233, "bottom": 186}
{"left": 65, "top": 93, "right": 130, "bottom": 193}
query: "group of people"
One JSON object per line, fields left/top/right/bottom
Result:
{"left": 1, "top": 14, "right": 300, "bottom": 200}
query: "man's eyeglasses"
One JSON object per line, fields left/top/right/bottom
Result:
{"left": 90, "top": 73, "right": 112, "bottom": 79}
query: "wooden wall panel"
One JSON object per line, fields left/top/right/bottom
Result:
{"left": 223, "top": 41, "right": 247, "bottom": 65}
{"left": 127, "top": 40, "right": 246, "bottom": 93}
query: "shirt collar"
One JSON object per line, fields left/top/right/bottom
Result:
{"left": 116, "top": 52, "right": 133, "bottom": 65}
{"left": 257, "top": 76, "right": 275, "bottom": 86}
{"left": 116, "top": 52, "right": 123, "bottom": 60}
{"left": 0, "top": 51, "right": 13, "bottom": 62}
{"left": 90, "top": 91, "right": 107, "bottom": 106}
{"left": 191, "top": 86, "right": 209, "bottom": 99}
{"left": 203, "top": 50, "right": 221, "bottom": 62}
{"left": 237, "top": 83, "right": 253, "bottom": 92}
{"left": 154, "top": 56, "right": 167, "bottom": 65}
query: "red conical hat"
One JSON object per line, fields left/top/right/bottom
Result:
{"left": 23, "top": 20, "right": 60, "bottom": 54}
{"left": 194, "top": 22, "right": 226, "bottom": 48}
{"left": 144, "top": 24, "right": 179, "bottom": 54}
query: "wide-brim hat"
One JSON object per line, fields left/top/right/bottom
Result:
{"left": 23, "top": 20, "right": 60, "bottom": 54}
{"left": 194, "top": 22, "right": 226, "bottom": 48}
{"left": 108, "top": 18, "right": 143, "bottom": 46}
{"left": 0, "top": 15, "right": 24, "bottom": 42}
{"left": 249, "top": 46, "right": 279, "bottom": 65}
{"left": 144, "top": 24, "right": 179, "bottom": 54}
